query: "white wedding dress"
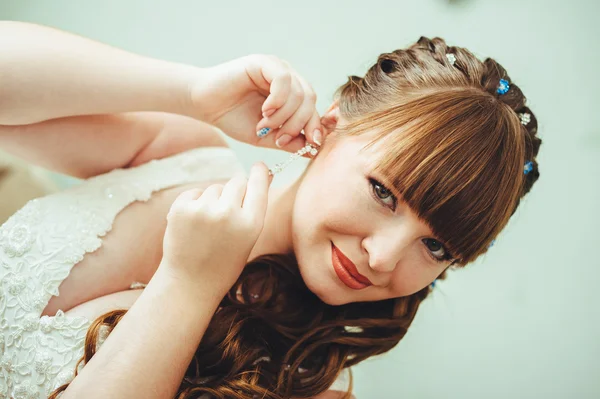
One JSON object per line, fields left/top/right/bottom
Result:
{"left": 0, "top": 146, "right": 349, "bottom": 398}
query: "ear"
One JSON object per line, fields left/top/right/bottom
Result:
{"left": 320, "top": 100, "right": 340, "bottom": 136}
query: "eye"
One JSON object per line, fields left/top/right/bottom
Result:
{"left": 422, "top": 238, "right": 453, "bottom": 263}
{"left": 369, "top": 178, "right": 397, "bottom": 210}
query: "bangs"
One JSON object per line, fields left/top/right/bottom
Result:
{"left": 340, "top": 89, "right": 525, "bottom": 263}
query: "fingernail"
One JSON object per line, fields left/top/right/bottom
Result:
{"left": 313, "top": 129, "right": 322, "bottom": 146}
{"left": 257, "top": 127, "right": 271, "bottom": 138}
{"left": 275, "top": 134, "right": 293, "bottom": 148}
{"left": 262, "top": 109, "right": 275, "bottom": 118}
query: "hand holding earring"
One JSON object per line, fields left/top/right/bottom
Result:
{"left": 193, "top": 54, "right": 323, "bottom": 153}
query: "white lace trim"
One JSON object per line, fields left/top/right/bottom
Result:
{"left": 0, "top": 147, "right": 243, "bottom": 398}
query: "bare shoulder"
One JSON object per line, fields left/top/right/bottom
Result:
{"left": 43, "top": 179, "right": 225, "bottom": 316}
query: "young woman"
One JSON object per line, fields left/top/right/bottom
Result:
{"left": 0, "top": 21, "right": 541, "bottom": 399}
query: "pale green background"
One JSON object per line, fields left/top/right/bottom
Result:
{"left": 1, "top": 0, "right": 598, "bottom": 397}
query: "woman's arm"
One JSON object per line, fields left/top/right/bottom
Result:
{"left": 61, "top": 267, "right": 223, "bottom": 399}
{"left": 66, "top": 290, "right": 357, "bottom": 399}
{"left": 65, "top": 290, "right": 357, "bottom": 399}
{"left": 0, "top": 21, "right": 202, "bottom": 125}
{"left": 60, "top": 163, "right": 271, "bottom": 398}
{"left": 0, "top": 112, "right": 227, "bottom": 178}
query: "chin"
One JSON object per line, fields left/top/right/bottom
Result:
{"left": 297, "top": 260, "right": 349, "bottom": 306}
{"left": 309, "top": 283, "right": 348, "bottom": 306}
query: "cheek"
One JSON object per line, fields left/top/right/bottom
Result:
{"left": 290, "top": 169, "right": 370, "bottom": 303}
{"left": 293, "top": 176, "right": 368, "bottom": 242}
{"left": 388, "top": 258, "right": 442, "bottom": 297}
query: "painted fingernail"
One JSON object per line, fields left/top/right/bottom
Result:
{"left": 275, "top": 134, "right": 293, "bottom": 148}
{"left": 257, "top": 127, "right": 271, "bottom": 138}
{"left": 262, "top": 109, "right": 276, "bottom": 118}
{"left": 313, "top": 129, "right": 322, "bottom": 146}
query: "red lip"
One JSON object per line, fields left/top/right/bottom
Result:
{"left": 331, "top": 243, "right": 372, "bottom": 290}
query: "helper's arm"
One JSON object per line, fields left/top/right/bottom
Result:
{"left": 0, "top": 21, "right": 197, "bottom": 125}
{"left": 0, "top": 112, "right": 227, "bottom": 178}
{"left": 0, "top": 21, "right": 228, "bottom": 177}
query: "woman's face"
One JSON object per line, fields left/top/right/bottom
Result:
{"left": 291, "top": 131, "right": 453, "bottom": 306}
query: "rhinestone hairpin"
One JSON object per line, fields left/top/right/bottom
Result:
{"left": 446, "top": 53, "right": 456, "bottom": 66}
{"left": 519, "top": 112, "right": 531, "bottom": 126}
{"left": 268, "top": 143, "right": 319, "bottom": 176}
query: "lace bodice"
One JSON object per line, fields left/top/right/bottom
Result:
{"left": 0, "top": 147, "right": 244, "bottom": 398}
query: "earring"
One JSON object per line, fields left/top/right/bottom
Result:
{"left": 268, "top": 143, "right": 319, "bottom": 176}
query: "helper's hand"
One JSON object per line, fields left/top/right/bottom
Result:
{"left": 159, "top": 162, "right": 271, "bottom": 296}
{"left": 189, "top": 54, "right": 324, "bottom": 153}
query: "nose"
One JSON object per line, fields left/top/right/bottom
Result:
{"left": 362, "top": 229, "right": 411, "bottom": 274}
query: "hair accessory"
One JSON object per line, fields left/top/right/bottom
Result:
{"left": 268, "top": 143, "right": 319, "bottom": 176}
{"left": 446, "top": 53, "right": 456, "bottom": 66}
{"left": 519, "top": 112, "right": 531, "bottom": 126}
{"left": 488, "top": 239, "right": 496, "bottom": 248}
{"left": 343, "top": 326, "right": 364, "bottom": 333}
{"left": 497, "top": 79, "right": 510, "bottom": 95}
{"left": 524, "top": 161, "right": 534, "bottom": 175}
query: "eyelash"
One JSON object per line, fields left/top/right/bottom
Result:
{"left": 368, "top": 178, "right": 398, "bottom": 211}
{"left": 368, "top": 178, "right": 453, "bottom": 264}
{"left": 422, "top": 238, "right": 454, "bottom": 263}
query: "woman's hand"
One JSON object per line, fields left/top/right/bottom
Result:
{"left": 189, "top": 54, "right": 323, "bottom": 153}
{"left": 159, "top": 162, "right": 271, "bottom": 296}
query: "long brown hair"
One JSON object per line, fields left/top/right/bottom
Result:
{"left": 50, "top": 37, "right": 541, "bottom": 399}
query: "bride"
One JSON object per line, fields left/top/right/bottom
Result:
{"left": 0, "top": 22, "right": 541, "bottom": 399}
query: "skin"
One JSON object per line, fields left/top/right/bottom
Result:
{"left": 251, "top": 108, "right": 452, "bottom": 306}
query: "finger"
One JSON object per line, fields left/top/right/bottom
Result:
{"left": 293, "top": 74, "right": 322, "bottom": 146}
{"left": 256, "top": 129, "right": 318, "bottom": 159}
{"left": 258, "top": 58, "right": 293, "bottom": 115}
{"left": 171, "top": 188, "right": 204, "bottom": 208}
{"left": 196, "top": 184, "right": 224, "bottom": 206}
{"left": 168, "top": 188, "right": 205, "bottom": 219}
{"left": 286, "top": 134, "right": 311, "bottom": 155}
{"left": 303, "top": 110, "right": 323, "bottom": 146}
{"left": 242, "top": 162, "right": 271, "bottom": 217}
{"left": 274, "top": 93, "right": 316, "bottom": 147}
{"left": 253, "top": 127, "right": 305, "bottom": 153}
{"left": 219, "top": 176, "right": 248, "bottom": 209}
{"left": 256, "top": 78, "right": 304, "bottom": 138}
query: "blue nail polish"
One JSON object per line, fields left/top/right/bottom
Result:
{"left": 257, "top": 127, "right": 271, "bottom": 138}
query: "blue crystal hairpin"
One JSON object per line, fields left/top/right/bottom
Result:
{"left": 497, "top": 79, "right": 510, "bottom": 95}
{"left": 524, "top": 161, "right": 534, "bottom": 175}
